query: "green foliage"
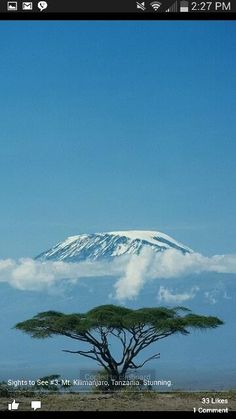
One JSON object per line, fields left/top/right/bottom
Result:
{"left": 15, "top": 304, "right": 224, "bottom": 338}
{"left": 0, "top": 381, "right": 10, "bottom": 397}
{"left": 15, "top": 304, "right": 224, "bottom": 384}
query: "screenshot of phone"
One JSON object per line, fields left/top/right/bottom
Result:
{"left": 0, "top": 1, "right": 235, "bottom": 415}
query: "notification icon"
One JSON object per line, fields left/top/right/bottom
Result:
{"left": 38, "top": 1, "right": 47, "bottom": 11}
{"left": 7, "top": 1, "right": 18, "bottom": 11}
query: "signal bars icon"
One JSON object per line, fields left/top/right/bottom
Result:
{"left": 166, "top": 1, "right": 178, "bottom": 12}
{"left": 150, "top": 1, "right": 162, "bottom": 11}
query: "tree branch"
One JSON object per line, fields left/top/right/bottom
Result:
{"left": 62, "top": 349, "right": 98, "bottom": 362}
{"left": 129, "top": 352, "right": 160, "bottom": 369}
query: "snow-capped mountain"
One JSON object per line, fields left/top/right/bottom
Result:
{"left": 36, "top": 230, "right": 192, "bottom": 262}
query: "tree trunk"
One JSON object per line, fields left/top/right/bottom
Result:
{"left": 105, "top": 367, "right": 129, "bottom": 392}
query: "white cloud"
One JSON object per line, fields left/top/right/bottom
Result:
{"left": 204, "top": 288, "right": 232, "bottom": 305}
{"left": 157, "top": 286, "right": 199, "bottom": 304}
{"left": 204, "top": 291, "right": 218, "bottom": 305}
{"left": 0, "top": 258, "right": 123, "bottom": 291}
{"left": 0, "top": 248, "right": 235, "bottom": 299}
{"left": 114, "top": 247, "right": 153, "bottom": 300}
{"left": 114, "top": 248, "right": 236, "bottom": 300}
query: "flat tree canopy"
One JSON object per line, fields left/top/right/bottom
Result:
{"left": 15, "top": 305, "right": 223, "bottom": 383}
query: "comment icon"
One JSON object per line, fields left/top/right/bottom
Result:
{"left": 31, "top": 400, "right": 41, "bottom": 411}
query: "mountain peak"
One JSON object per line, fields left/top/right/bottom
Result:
{"left": 36, "top": 230, "right": 192, "bottom": 262}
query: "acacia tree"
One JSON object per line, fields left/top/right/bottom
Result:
{"left": 15, "top": 305, "right": 223, "bottom": 383}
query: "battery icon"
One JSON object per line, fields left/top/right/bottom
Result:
{"left": 180, "top": 1, "right": 189, "bottom": 12}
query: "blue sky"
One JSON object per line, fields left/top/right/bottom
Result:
{"left": 0, "top": 21, "right": 236, "bottom": 389}
{"left": 0, "top": 21, "right": 236, "bottom": 258}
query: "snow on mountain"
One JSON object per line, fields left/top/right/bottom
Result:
{"left": 36, "top": 230, "right": 193, "bottom": 262}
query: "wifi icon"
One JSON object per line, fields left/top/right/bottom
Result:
{"left": 150, "top": 1, "right": 162, "bottom": 10}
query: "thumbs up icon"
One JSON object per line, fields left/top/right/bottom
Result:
{"left": 8, "top": 400, "right": 19, "bottom": 410}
